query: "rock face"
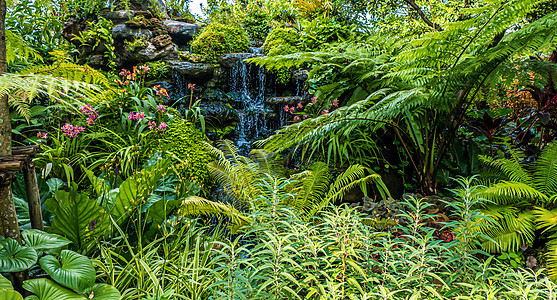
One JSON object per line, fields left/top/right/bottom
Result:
{"left": 266, "top": 96, "right": 306, "bottom": 105}
{"left": 112, "top": 24, "right": 153, "bottom": 41}
{"left": 168, "top": 62, "right": 214, "bottom": 80}
{"left": 217, "top": 53, "right": 262, "bottom": 68}
{"left": 292, "top": 69, "right": 309, "bottom": 82}
{"left": 163, "top": 20, "right": 199, "bottom": 46}
{"left": 100, "top": 10, "right": 135, "bottom": 23}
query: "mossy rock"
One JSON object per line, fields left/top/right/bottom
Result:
{"left": 262, "top": 27, "right": 300, "bottom": 83}
{"left": 151, "top": 120, "right": 214, "bottom": 191}
{"left": 190, "top": 22, "right": 250, "bottom": 62}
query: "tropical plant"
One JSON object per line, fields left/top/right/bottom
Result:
{"left": 252, "top": 0, "right": 557, "bottom": 195}
{"left": 0, "top": 230, "right": 119, "bottom": 299}
{"left": 476, "top": 141, "right": 557, "bottom": 278}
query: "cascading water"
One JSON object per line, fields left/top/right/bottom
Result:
{"left": 228, "top": 55, "right": 272, "bottom": 153}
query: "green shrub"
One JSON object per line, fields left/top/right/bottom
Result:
{"left": 262, "top": 27, "right": 300, "bottom": 83}
{"left": 155, "top": 120, "right": 213, "bottom": 191}
{"left": 190, "top": 22, "right": 250, "bottom": 62}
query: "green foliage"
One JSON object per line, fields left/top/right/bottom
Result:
{"left": 22, "top": 229, "right": 72, "bottom": 252}
{"left": 21, "top": 62, "right": 111, "bottom": 87}
{"left": 0, "top": 238, "right": 38, "bottom": 273}
{"left": 190, "top": 22, "right": 250, "bottom": 62}
{"left": 39, "top": 250, "right": 96, "bottom": 293}
{"left": 47, "top": 184, "right": 108, "bottom": 252}
{"left": 145, "top": 61, "right": 169, "bottom": 80}
{"left": 262, "top": 27, "right": 301, "bottom": 83}
{"left": 153, "top": 121, "right": 213, "bottom": 190}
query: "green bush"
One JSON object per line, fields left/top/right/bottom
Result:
{"left": 262, "top": 27, "right": 300, "bottom": 83}
{"left": 190, "top": 22, "right": 250, "bottom": 62}
{"left": 155, "top": 120, "right": 213, "bottom": 191}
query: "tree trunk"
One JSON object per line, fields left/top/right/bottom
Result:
{"left": 0, "top": 0, "right": 22, "bottom": 243}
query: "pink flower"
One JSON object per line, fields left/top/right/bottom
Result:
{"left": 289, "top": 107, "right": 295, "bottom": 114}
{"left": 303, "top": 115, "right": 308, "bottom": 119}
{"left": 158, "top": 122, "right": 167, "bottom": 131}
{"left": 128, "top": 111, "right": 145, "bottom": 121}
{"left": 297, "top": 102, "right": 303, "bottom": 109}
{"left": 148, "top": 121, "right": 156, "bottom": 130}
{"left": 311, "top": 97, "right": 317, "bottom": 104}
{"left": 293, "top": 116, "right": 300, "bottom": 121}
{"left": 156, "top": 104, "right": 166, "bottom": 112}
{"left": 283, "top": 105, "right": 289, "bottom": 112}
{"left": 36, "top": 132, "right": 48, "bottom": 140}
{"left": 187, "top": 83, "right": 196, "bottom": 90}
{"left": 80, "top": 105, "right": 98, "bottom": 125}
{"left": 86, "top": 116, "right": 95, "bottom": 125}
{"left": 321, "top": 110, "right": 329, "bottom": 114}
{"left": 331, "top": 99, "right": 339, "bottom": 107}
{"left": 61, "top": 123, "right": 85, "bottom": 138}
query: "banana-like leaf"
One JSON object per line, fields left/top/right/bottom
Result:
{"left": 22, "top": 279, "right": 85, "bottom": 300}
{"left": 39, "top": 250, "right": 95, "bottom": 293}
{"left": 0, "top": 238, "right": 37, "bottom": 272}
{"left": 48, "top": 184, "right": 108, "bottom": 251}
{"left": 0, "top": 290, "right": 23, "bottom": 300}
{"left": 86, "top": 283, "right": 121, "bottom": 300}
{"left": 22, "top": 230, "right": 71, "bottom": 252}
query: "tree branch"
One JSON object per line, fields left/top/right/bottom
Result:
{"left": 404, "top": 0, "right": 443, "bottom": 31}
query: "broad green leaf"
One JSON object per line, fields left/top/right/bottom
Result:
{"left": 48, "top": 184, "right": 108, "bottom": 250}
{"left": 22, "top": 279, "right": 85, "bottom": 300}
{"left": 0, "top": 238, "right": 38, "bottom": 272}
{"left": 1, "top": 274, "right": 14, "bottom": 291}
{"left": 39, "top": 250, "right": 95, "bottom": 293}
{"left": 22, "top": 230, "right": 71, "bottom": 252}
{"left": 86, "top": 284, "right": 121, "bottom": 300}
{"left": 0, "top": 290, "right": 23, "bottom": 300}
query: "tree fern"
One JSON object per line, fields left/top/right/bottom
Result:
{"left": 532, "top": 142, "right": 557, "bottom": 196}
{"left": 0, "top": 73, "right": 101, "bottom": 121}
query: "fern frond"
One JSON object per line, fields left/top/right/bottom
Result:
{"left": 478, "top": 181, "right": 548, "bottom": 205}
{"left": 6, "top": 30, "right": 42, "bottom": 64}
{"left": 479, "top": 211, "right": 535, "bottom": 253}
{"left": 533, "top": 207, "right": 557, "bottom": 233}
{"left": 479, "top": 155, "right": 533, "bottom": 184}
{"left": 292, "top": 162, "right": 330, "bottom": 214}
{"left": 20, "top": 63, "right": 111, "bottom": 87}
{"left": 179, "top": 196, "right": 250, "bottom": 233}
{"left": 546, "top": 237, "right": 557, "bottom": 280}
{"left": 532, "top": 141, "right": 557, "bottom": 196}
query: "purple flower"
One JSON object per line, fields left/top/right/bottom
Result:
{"left": 148, "top": 121, "right": 156, "bottom": 130}
{"left": 61, "top": 123, "right": 85, "bottom": 138}
{"left": 158, "top": 122, "right": 167, "bottom": 131}
{"left": 156, "top": 104, "right": 166, "bottom": 112}
{"left": 293, "top": 116, "right": 300, "bottom": 121}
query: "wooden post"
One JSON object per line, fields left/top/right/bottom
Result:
{"left": 14, "top": 146, "right": 43, "bottom": 230}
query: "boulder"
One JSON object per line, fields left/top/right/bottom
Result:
{"left": 125, "top": 43, "right": 179, "bottom": 63}
{"left": 112, "top": 24, "right": 153, "bottom": 41}
{"left": 292, "top": 69, "right": 309, "bottom": 82}
{"left": 217, "top": 53, "right": 261, "bottom": 68}
{"left": 88, "top": 55, "right": 106, "bottom": 68}
{"left": 266, "top": 96, "right": 305, "bottom": 105}
{"left": 163, "top": 20, "right": 199, "bottom": 45}
{"left": 151, "top": 34, "right": 173, "bottom": 48}
{"left": 100, "top": 10, "right": 135, "bottom": 23}
{"left": 168, "top": 62, "right": 214, "bottom": 80}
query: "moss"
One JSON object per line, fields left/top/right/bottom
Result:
{"left": 262, "top": 27, "right": 300, "bottom": 83}
{"left": 190, "top": 22, "right": 250, "bottom": 62}
{"left": 152, "top": 120, "right": 214, "bottom": 192}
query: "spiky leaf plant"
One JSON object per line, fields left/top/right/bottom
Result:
{"left": 478, "top": 141, "right": 557, "bottom": 278}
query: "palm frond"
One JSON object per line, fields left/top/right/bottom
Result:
{"left": 533, "top": 207, "right": 557, "bottom": 233}
{"left": 479, "top": 155, "right": 533, "bottom": 184}
{"left": 479, "top": 211, "right": 535, "bottom": 253}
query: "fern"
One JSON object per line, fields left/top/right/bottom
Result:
{"left": 532, "top": 142, "right": 557, "bottom": 196}
{"left": 179, "top": 196, "right": 250, "bottom": 233}
{"left": 478, "top": 211, "right": 535, "bottom": 253}
{"left": 21, "top": 63, "right": 111, "bottom": 87}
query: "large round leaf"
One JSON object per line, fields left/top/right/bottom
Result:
{"left": 22, "top": 230, "right": 71, "bottom": 252}
{"left": 86, "top": 284, "right": 120, "bottom": 300}
{"left": 39, "top": 250, "right": 95, "bottom": 293}
{"left": 1, "top": 274, "right": 14, "bottom": 291}
{"left": 0, "top": 290, "right": 23, "bottom": 300}
{"left": 22, "top": 279, "right": 84, "bottom": 300}
{"left": 0, "top": 238, "right": 37, "bottom": 272}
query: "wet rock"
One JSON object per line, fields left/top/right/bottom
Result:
{"left": 292, "top": 69, "right": 309, "bottom": 82}
{"left": 112, "top": 24, "right": 153, "bottom": 41}
{"left": 217, "top": 53, "right": 261, "bottom": 68}
{"left": 151, "top": 34, "right": 172, "bottom": 48}
{"left": 164, "top": 21, "right": 199, "bottom": 45}
{"left": 249, "top": 47, "right": 264, "bottom": 55}
{"left": 62, "top": 18, "right": 86, "bottom": 46}
{"left": 201, "top": 102, "right": 240, "bottom": 124}
{"left": 88, "top": 55, "right": 106, "bottom": 68}
{"left": 250, "top": 40, "right": 264, "bottom": 47}
{"left": 125, "top": 43, "right": 179, "bottom": 62}
{"left": 266, "top": 96, "right": 305, "bottom": 105}
{"left": 100, "top": 10, "right": 135, "bottom": 23}
{"left": 168, "top": 61, "right": 214, "bottom": 80}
